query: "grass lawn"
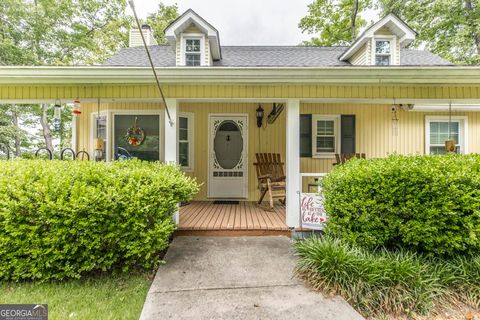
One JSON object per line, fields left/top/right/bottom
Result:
{"left": 0, "top": 273, "right": 152, "bottom": 320}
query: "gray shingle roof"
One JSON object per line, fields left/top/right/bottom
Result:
{"left": 103, "top": 45, "right": 452, "bottom": 67}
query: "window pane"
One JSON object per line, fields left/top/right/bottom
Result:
{"left": 179, "top": 142, "right": 189, "bottom": 167}
{"left": 186, "top": 39, "right": 200, "bottom": 52}
{"left": 114, "top": 115, "right": 160, "bottom": 161}
{"left": 179, "top": 117, "right": 188, "bottom": 129}
{"left": 179, "top": 128, "right": 188, "bottom": 141}
{"left": 375, "top": 55, "right": 390, "bottom": 66}
{"left": 316, "top": 137, "right": 335, "bottom": 153}
{"left": 376, "top": 40, "right": 390, "bottom": 54}
{"left": 430, "top": 121, "right": 460, "bottom": 144}
{"left": 317, "top": 120, "right": 334, "bottom": 135}
{"left": 186, "top": 53, "right": 201, "bottom": 66}
{"left": 430, "top": 145, "right": 460, "bottom": 155}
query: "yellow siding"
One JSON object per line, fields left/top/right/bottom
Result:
{"left": 350, "top": 43, "right": 368, "bottom": 65}
{"left": 175, "top": 41, "right": 181, "bottom": 66}
{"left": 374, "top": 26, "right": 393, "bottom": 36}
{"left": 180, "top": 102, "right": 286, "bottom": 201}
{"left": 184, "top": 25, "right": 202, "bottom": 33}
{"left": 205, "top": 39, "right": 211, "bottom": 65}
{"left": 2, "top": 84, "right": 480, "bottom": 100}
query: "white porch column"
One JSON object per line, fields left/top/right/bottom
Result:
{"left": 286, "top": 99, "right": 301, "bottom": 228}
{"left": 164, "top": 98, "right": 179, "bottom": 224}
{"left": 164, "top": 98, "right": 178, "bottom": 163}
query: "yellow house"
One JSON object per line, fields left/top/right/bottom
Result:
{"left": 1, "top": 10, "right": 480, "bottom": 233}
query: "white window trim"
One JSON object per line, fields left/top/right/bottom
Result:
{"left": 425, "top": 115, "right": 468, "bottom": 154}
{"left": 371, "top": 36, "right": 396, "bottom": 66}
{"left": 95, "top": 110, "right": 164, "bottom": 161}
{"left": 180, "top": 33, "right": 206, "bottom": 66}
{"left": 312, "top": 115, "right": 341, "bottom": 159}
{"left": 177, "top": 112, "right": 194, "bottom": 171}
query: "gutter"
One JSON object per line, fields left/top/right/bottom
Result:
{"left": 0, "top": 66, "right": 480, "bottom": 85}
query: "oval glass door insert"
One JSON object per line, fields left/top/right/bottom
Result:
{"left": 214, "top": 120, "right": 243, "bottom": 169}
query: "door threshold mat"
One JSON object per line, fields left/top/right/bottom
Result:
{"left": 213, "top": 200, "right": 240, "bottom": 205}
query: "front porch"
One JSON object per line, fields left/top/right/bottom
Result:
{"left": 176, "top": 201, "right": 290, "bottom": 236}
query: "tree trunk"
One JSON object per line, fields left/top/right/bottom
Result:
{"left": 465, "top": 0, "right": 480, "bottom": 56}
{"left": 11, "top": 106, "right": 21, "bottom": 156}
{"left": 351, "top": 0, "right": 360, "bottom": 40}
{"left": 40, "top": 104, "right": 53, "bottom": 151}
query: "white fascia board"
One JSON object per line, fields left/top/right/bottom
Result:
{"left": 340, "top": 13, "right": 416, "bottom": 61}
{"left": 0, "top": 66, "right": 480, "bottom": 85}
{"left": 412, "top": 104, "right": 480, "bottom": 112}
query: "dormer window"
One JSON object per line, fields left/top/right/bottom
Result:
{"left": 375, "top": 40, "right": 391, "bottom": 65}
{"left": 185, "top": 39, "right": 201, "bottom": 66}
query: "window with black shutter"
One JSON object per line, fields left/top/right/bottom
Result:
{"left": 299, "top": 114, "right": 356, "bottom": 158}
{"left": 299, "top": 114, "right": 312, "bottom": 157}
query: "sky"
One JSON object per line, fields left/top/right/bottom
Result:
{"left": 128, "top": 0, "right": 380, "bottom": 46}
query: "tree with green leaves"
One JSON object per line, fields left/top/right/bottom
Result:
{"left": 299, "top": 0, "right": 372, "bottom": 46}
{"left": 378, "top": 0, "right": 480, "bottom": 65}
{"left": 300, "top": 0, "right": 480, "bottom": 65}
{"left": 0, "top": 0, "right": 130, "bottom": 153}
{"left": 146, "top": 3, "right": 179, "bottom": 44}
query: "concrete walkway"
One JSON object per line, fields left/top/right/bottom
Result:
{"left": 140, "top": 236, "right": 364, "bottom": 320}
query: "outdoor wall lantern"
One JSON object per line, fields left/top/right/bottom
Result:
{"left": 256, "top": 105, "right": 264, "bottom": 128}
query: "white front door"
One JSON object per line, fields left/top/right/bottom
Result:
{"left": 208, "top": 115, "right": 248, "bottom": 199}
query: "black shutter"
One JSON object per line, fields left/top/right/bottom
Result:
{"left": 341, "top": 115, "right": 356, "bottom": 154}
{"left": 300, "top": 114, "right": 312, "bottom": 157}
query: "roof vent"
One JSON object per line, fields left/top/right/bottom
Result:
{"left": 129, "top": 24, "right": 157, "bottom": 47}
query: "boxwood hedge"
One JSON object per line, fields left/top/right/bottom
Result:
{"left": 322, "top": 154, "right": 480, "bottom": 257}
{"left": 0, "top": 160, "right": 198, "bottom": 281}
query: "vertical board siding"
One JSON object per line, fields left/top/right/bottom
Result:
{"left": 1, "top": 84, "right": 480, "bottom": 100}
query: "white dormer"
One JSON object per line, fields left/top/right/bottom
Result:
{"left": 340, "top": 13, "right": 417, "bottom": 66}
{"left": 165, "top": 9, "right": 221, "bottom": 66}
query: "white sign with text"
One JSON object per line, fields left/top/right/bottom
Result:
{"left": 300, "top": 193, "right": 327, "bottom": 230}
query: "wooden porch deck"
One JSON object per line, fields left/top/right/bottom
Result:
{"left": 176, "top": 201, "right": 290, "bottom": 237}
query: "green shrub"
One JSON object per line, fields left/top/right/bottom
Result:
{"left": 322, "top": 154, "right": 480, "bottom": 257}
{"left": 295, "top": 236, "right": 480, "bottom": 318}
{"left": 0, "top": 159, "right": 198, "bottom": 281}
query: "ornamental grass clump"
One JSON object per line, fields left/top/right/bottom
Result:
{"left": 0, "top": 159, "right": 198, "bottom": 281}
{"left": 295, "top": 236, "right": 480, "bottom": 318}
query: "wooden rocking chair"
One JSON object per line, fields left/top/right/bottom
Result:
{"left": 253, "top": 153, "right": 286, "bottom": 210}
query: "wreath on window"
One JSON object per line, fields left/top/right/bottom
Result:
{"left": 125, "top": 117, "right": 145, "bottom": 146}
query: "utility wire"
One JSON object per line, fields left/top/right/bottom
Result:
{"left": 128, "top": 0, "right": 174, "bottom": 126}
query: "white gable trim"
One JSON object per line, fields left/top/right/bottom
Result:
{"left": 340, "top": 13, "right": 416, "bottom": 61}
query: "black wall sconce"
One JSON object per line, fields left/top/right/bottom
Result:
{"left": 256, "top": 105, "right": 264, "bottom": 128}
